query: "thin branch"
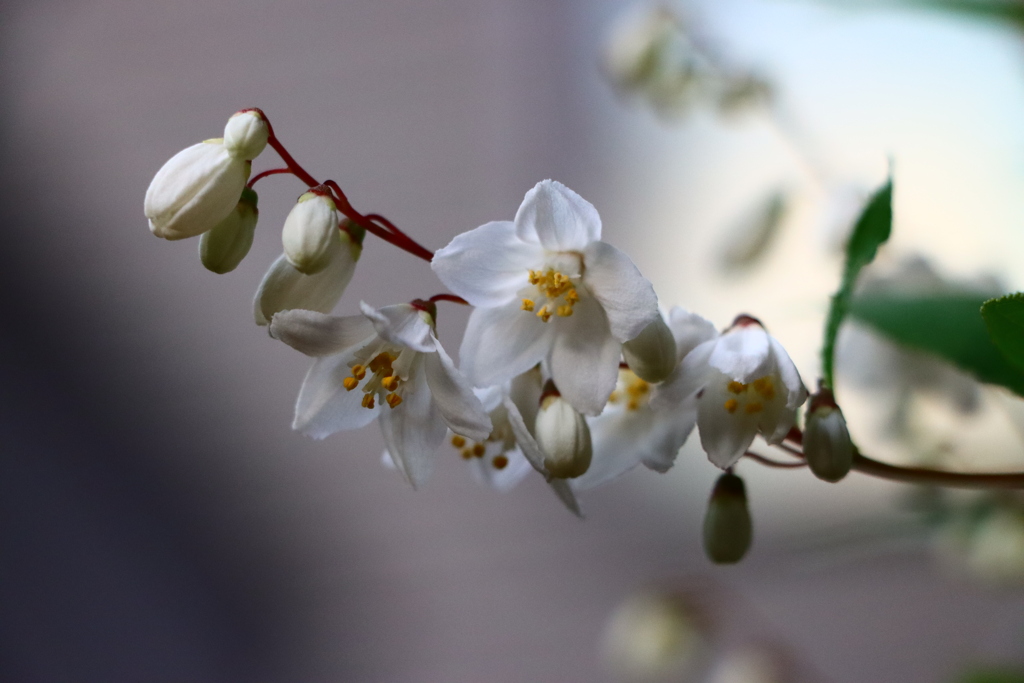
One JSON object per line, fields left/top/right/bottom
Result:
{"left": 743, "top": 451, "right": 807, "bottom": 469}
{"left": 851, "top": 454, "right": 1024, "bottom": 490}
{"left": 247, "top": 167, "right": 294, "bottom": 188}
{"left": 428, "top": 293, "right": 469, "bottom": 306}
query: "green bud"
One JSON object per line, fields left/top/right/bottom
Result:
{"left": 803, "top": 387, "right": 853, "bottom": 483}
{"left": 199, "top": 187, "right": 258, "bottom": 274}
{"left": 622, "top": 315, "right": 677, "bottom": 383}
{"left": 703, "top": 473, "right": 752, "bottom": 564}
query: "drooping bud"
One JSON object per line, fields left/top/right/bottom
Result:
{"left": 703, "top": 472, "right": 752, "bottom": 564}
{"left": 803, "top": 386, "right": 853, "bottom": 483}
{"left": 223, "top": 109, "right": 269, "bottom": 160}
{"left": 281, "top": 187, "right": 342, "bottom": 275}
{"left": 253, "top": 220, "right": 363, "bottom": 325}
{"left": 199, "top": 187, "right": 258, "bottom": 274}
{"left": 535, "top": 383, "right": 593, "bottom": 479}
{"left": 145, "top": 139, "right": 251, "bottom": 241}
{"left": 622, "top": 315, "right": 677, "bottom": 383}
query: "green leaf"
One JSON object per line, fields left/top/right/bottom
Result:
{"left": 821, "top": 179, "right": 893, "bottom": 388}
{"left": 956, "top": 667, "right": 1024, "bottom": 683}
{"left": 981, "top": 293, "right": 1024, "bottom": 372}
{"left": 848, "top": 292, "right": 1024, "bottom": 397}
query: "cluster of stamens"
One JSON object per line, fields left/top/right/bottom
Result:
{"left": 722, "top": 376, "right": 775, "bottom": 415}
{"left": 608, "top": 370, "right": 651, "bottom": 411}
{"left": 451, "top": 434, "right": 510, "bottom": 470}
{"left": 342, "top": 351, "right": 405, "bottom": 409}
{"left": 521, "top": 268, "right": 580, "bottom": 322}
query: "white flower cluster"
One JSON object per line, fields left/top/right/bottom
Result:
{"left": 146, "top": 114, "right": 813, "bottom": 517}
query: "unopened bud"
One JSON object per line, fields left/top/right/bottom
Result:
{"left": 282, "top": 188, "right": 341, "bottom": 275}
{"left": 803, "top": 387, "right": 853, "bottom": 483}
{"left": 199, "top": 187, "right": 258, "bottom": 274}
{"left": 223, "top": 109, "right": 269, "bottom": 160}
{"left": 535, "top": 387, "right": 593, "bottom": 479}
{"left": 623, "top": 315, "right": 677, "bottom": 383}
{"left": 703, "top": 473, "right": 752, "bottom": 564}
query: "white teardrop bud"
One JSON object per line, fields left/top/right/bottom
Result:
{"left": 281, "top": 188, "right": 341, "bottom": 275}
{"left": 223, "top": 109, "right": 269, "bottom": 160}
{"left": 145, "top": 139, "right": 250, "bottom": 241}
{"left": 623, "top": 315, "right": 677, "bottom": 383}
{"left": 199, "top": 187, "right": 258, "bottom": 274}
{"left": 535, "top": 392, "right": 592, "bottom": 479}
{"left": 254, "top": 220, "right": 363, "bottom": 326}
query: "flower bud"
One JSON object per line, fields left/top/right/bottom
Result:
{"left": 145, "top": 140, "right": 250, "bottom": 240}
{"left": 703, "top": 473, "right": 752, "bottom": 564}
{"left": 622, "top": 315, "right": 677, "bottom": 383}
{"left": 253, "top": 220, "right": 363, "bottom": 326}
{"left": 223, "top": 109, "right": 269, "bottom": 160}
{"left": 281, "top": 188, "right": 341, "bottom": 275}
{"left": 535, "top": 388, "right": 593, "bottom": 479}
{"left": 803, "top": 387, "right": 853, "bottom": 483}
{"left": 198, "top": 187, "right": 258, "bottom": 274}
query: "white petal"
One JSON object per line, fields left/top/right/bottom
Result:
{"left": 667, "top": 307, "right": 719, "bottom": 360}
{"left": 549, "top": 296, "right": 621, "bottom": 415}
{"left": 145, "top": 142, "right": 249, "bottom": 241}
{"left": 253, "top": 240, "right": 358, "bottom": 326}
{"left": 460, "top": 304, "right": 553, "bottom": 387}
{"left": 581, "top": 241, "right": 659, "bottom": 342}
{"left": 641, "top": 399, "right": 698, "bottom": 472}
{"left": 293, "top": 351, "right": 380, "bottom": 438}
{"left": 707, "top": 326, "right": 772, "bottom": 382}
{"left": 571, "top": 410, "right": 650, "bottom": 491}
{"left": 270, "top": 310, "right": 376, "bottom": 357}
{"left": 653, "top": 339, "right": 716, "bottom": 408}
{"left": 379, "top": 357, "right": 446, "bottom": 489}
{"left": 514, "top": 180, "right": 602, "bottom": 251}
{"left": 696, "top": 374, "right": 760, "bottom": 469}
{"left": 546, "top": 478, "right": 584, "bottom": 518}
{"left": 468, "top": 446, "right": 533, "bottom": 491}
{"left": 431, "top": 221, "right": 544, "bottom": 307}
{"left": 424, "top": 336, "right": 492, "bottom": 441}
{"left": 361, "top": 302, "right": 436, "bottom": 353}
{"left": 768, "top": 337, "right": 808, "bottom": 410}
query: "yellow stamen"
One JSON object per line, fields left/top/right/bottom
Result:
{"left": 627, "top": 400, "right": 640, "bottom": 411}
{"left": 745, "top": 402, "right": 763, "bottom": 414}
{"left": 752, "top": 377, "right": 775, "bottom": 400}
{"left": 386, "top": 393, "right": 403, "bottom": 409}
{"left": 382, "top": 376, "right": 400, "bottom": 391}
{"left": 472, "top": 443, "right": 486, "bottom": 458}
{"left": 565, "top": 289, "right": 579, "bottom": 303}
{"left": 351, "top": 364, "right": 366, "bottom": 380}
{"left": 342, "top": 377, "right": 359, "bottom": 391}
{"left": 557, "top": 305, "right": 573, "bottom": 317}
{"left": 727, "top": 381, "right": 746, "bottom": 394}
{"left": 451, "top": 435, "right": 466, "bottom": 448}
{"left": 368, "top": 352, "right": 395, "bottom": 375}
{"left": 492, "top": 455, "right": 509, "bottom": 470}
{"left": 608, "top": 391, "right": 620, "bottom": 404}
{"left": 361, "top": 394, "right": 376, "bottom": 409}
{"left": 461, "top": 448, "right": 473, "bottom": 460}
{"left": 724, "top": 399, "right": 739, "bottom": 414}
{"left": 521, "top": 299, "right": 535, "bottom": 312}
{"left": 537, "top": 306, "right": 552, "bottom": 323}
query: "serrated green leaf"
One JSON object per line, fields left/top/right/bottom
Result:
{"left": 981, "top": 293, "right": 1024, "bottom": 372}
{"left": 848, "top": 292, "right": 1024, "bottom": 397}
{"left": 821, "top": 179, "right": 893, "bottom": 389}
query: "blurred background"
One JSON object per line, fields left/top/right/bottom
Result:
{"left": 3, "top": 0, "right": 1024, "bottom": 681}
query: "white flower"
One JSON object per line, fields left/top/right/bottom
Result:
{"left": 571, "top": 307, "right": 711, "bottom": 492}
{"left": 431, "top": 179, "right": 659, "bottom": 415}
{"left": 145, "top": 139, "right": 250, "bottom": 241}
{"left": 222, "top": 109, "right": 269, "bottom": 161}
{"left": 253, "top": 222, "right": 363, "bottom": 326}
{"left": 657, "top": 315, "right": 807, "bottom": 469}
{"left": 198, "top": 186, "right": 259, "bottom": 274}
{"left": 270, "top": 303, "right": 491, "bottom": 488}
{"left": 282, "top": 187, "right": 342, "bottom": 275}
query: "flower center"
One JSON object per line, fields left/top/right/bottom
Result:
{"left": 520, "top": 267, "right": 581, "bottom": 323}
{"left": 341, "top": 344, "right": 414, "bottom": 409}
{"left": 451, "top": 408, "right": 515, "bottom": 470}
{"left": 721, "top": 376, "right": 775, "bottom": 415}
{"left": 607, "top": 369, "right": 651, "bottom": 411}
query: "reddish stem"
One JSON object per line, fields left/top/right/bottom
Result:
{"left": 743, "top": 451, "right": 807, "bottom": 469}
{"left": 247, "top": 167, "right": 294, "bottom": 188}
{"left": 264, "top": 121, "right": 434, "bottom": 262}
{"left": 428, "top": 293, "right": 469, "bottom": 306}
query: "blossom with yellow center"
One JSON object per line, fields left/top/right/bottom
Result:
{"left": 269, "top": 302, "right": 491, "bottom": 489}
{"left": 432, "top": 179, "right": 660, "bottom": 416}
